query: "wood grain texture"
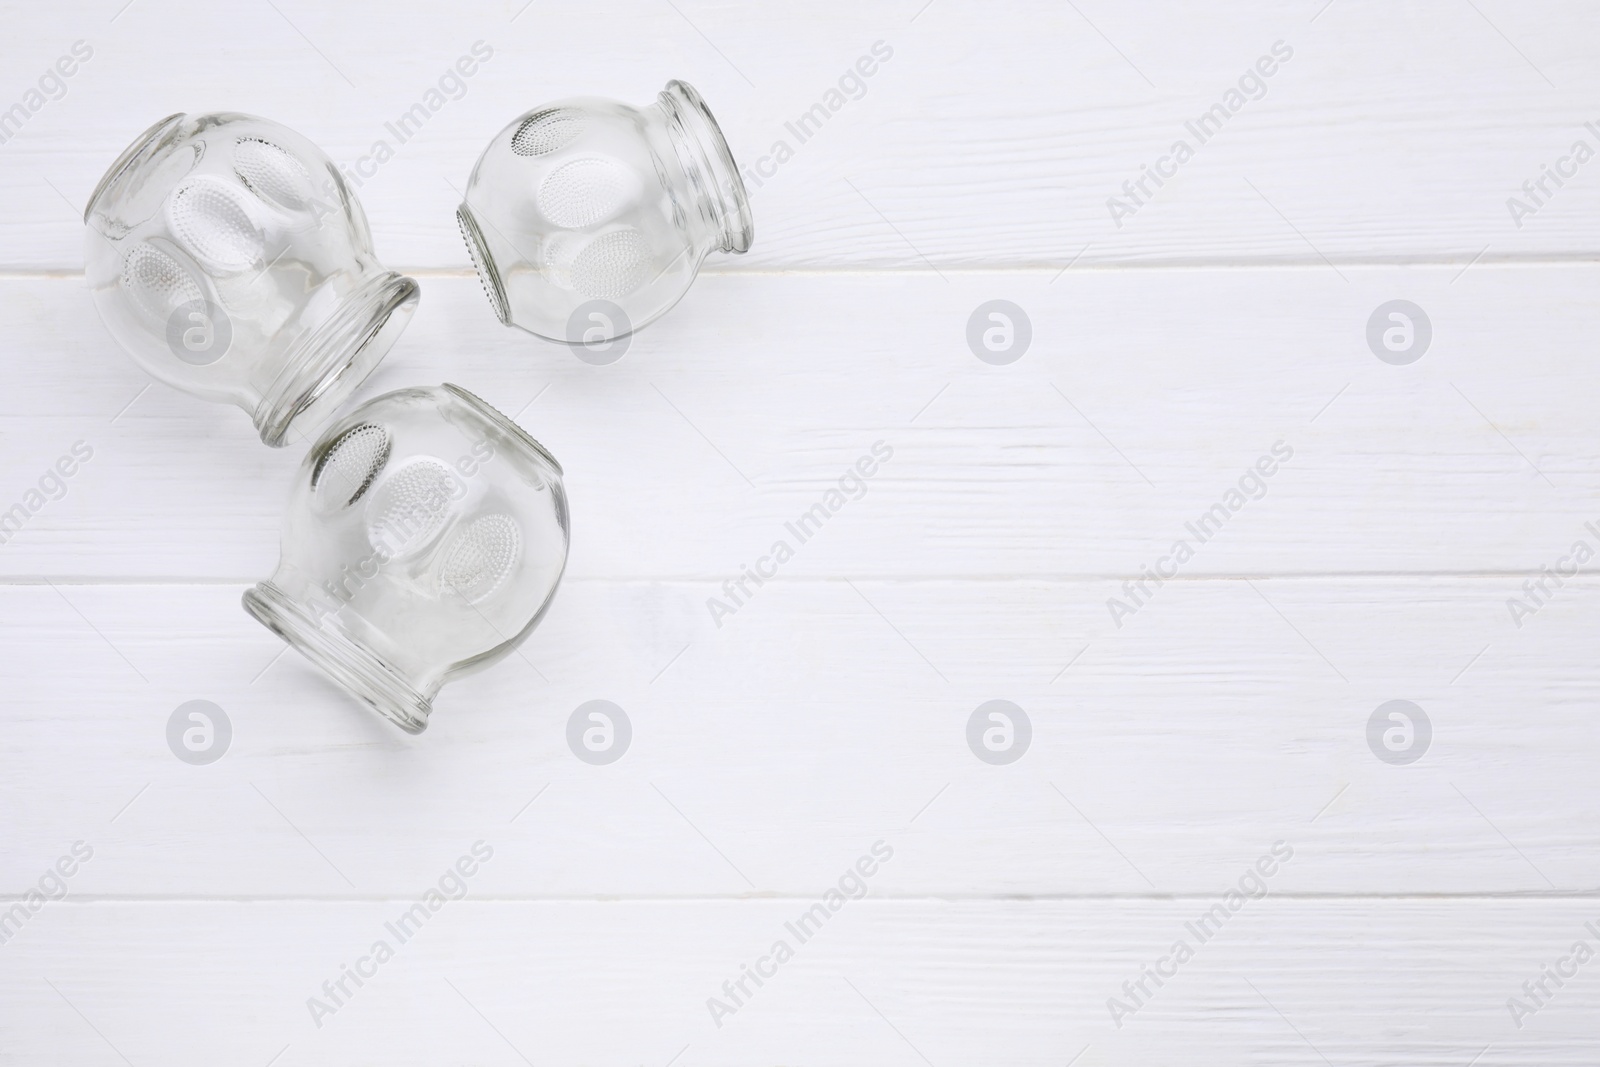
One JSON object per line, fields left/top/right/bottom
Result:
{"left": 2, "top": 576, "right": 1596, "bottom": 898}
{"left": 6, "top": 0, "right": 1600, "bottom": 1061}
{"left": 4, "top": 1, "right": 1600, "bottom": 269}
{"left": 2, "top": 266, "right": 1598, "bottom": 580}
{"left": 2, "top": 900, "right": 1597, "bottom": 1065}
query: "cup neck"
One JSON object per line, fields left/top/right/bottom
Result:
{"left": 655, "top": 80, "right": 754, "bottom": 255}
{"left": 243, "top": 579, "right": 434, "bottom": 734}
{"left": 252, "top": 271, "right": 419, "bottom": 448}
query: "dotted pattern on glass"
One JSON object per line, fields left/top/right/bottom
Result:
{"left": 122, "top": 242, "right": 204, "bottom": 323}
{"left": 365, "top": 458, "right": 458, "bottom": 557}
{"left": 537, "top": 157, "right": 635, "bottom": 229}
{"left": 311, "top": 422, "right": 391, "bottom": 511}
{"left": 439, "top": 513, "right": 521, "bottom": 604}
{"left": 233, "top": 137, "right": 315, "bottom": 211}
{"left": 571, "top": 229, "right": 650, "bottom": 299}
{"left": 510, "top": 108, "right": 585, "bottom": 157}
{"left": 167, "top": 177, "right": 263, "bottom": 272}
{"left": 542, "top": 231, "right": 581, "bottom": 276}
{"left": 457, "top": 209, "right": 509, "bottom": 325}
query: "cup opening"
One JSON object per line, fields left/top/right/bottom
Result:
{"left": 84, "top": 112, "right": 187, "bottom": 226}
{"left": 242, "top": 580, "right": 433, "bottom": 733}
{"left": 254, "top": 271, "right": 419, "bottom": 448}
{"left": 658, "top": 80, "right": 754, "bottom": 255}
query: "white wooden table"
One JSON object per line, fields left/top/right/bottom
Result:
{"left": 4, "top": 1, "right": 1599, "bottom": 1062}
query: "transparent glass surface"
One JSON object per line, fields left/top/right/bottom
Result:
{"left": 243, "top": 384, "right": 569, "bottom": 733}
{"left": 456, "top": 79, "right": 753, "bottom": 345}
{"left": 84, "top": 112, "right": 419, "bottom": 446}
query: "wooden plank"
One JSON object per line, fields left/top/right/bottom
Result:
{"left": 2, "top": 576, "right": 1596, "bottom": 897}
{"left": 8, "top": 3, "right": 1600, "bottom": 1061}
{"left": 0, "top": 266, "right": 1596, "bottom": 579}
{"left": 1, "top": 899, "right": 1594, "bottom": 1063}
{"left": 4, "top": 2, "right": 1600, "bottom": 268}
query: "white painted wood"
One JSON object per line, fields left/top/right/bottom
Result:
{"left": 7, "top": 0, "right": 1600, "bottom": 1060}
{"left": 2, "top": 576, "right": 1596, "bottom": 897}
{"left": 3, "top": 266, "right": 1600, "bottom": 580}
{"left": 6, "top": 1, "right": 1600, "bottom": 269}
{"left": 2, "top": 900, "right": 1596, "bottom": 1064}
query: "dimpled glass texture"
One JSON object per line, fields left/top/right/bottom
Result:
{"left": 243, "top": 384, "right": 569, "bottom": 733}
{"left": 84, "top": 112, "right": 420, "bottom": 446}
{"left": 456, "top": 79, "right": 754, "bottom": 345}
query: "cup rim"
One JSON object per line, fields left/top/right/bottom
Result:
{"left": 441, "top": 382, "right": 565, "bottom": 476}
{"left": 84, "top": 112, "right": 187, "bottom": 226}
{"left": 660, "top": 79, "right": 755, "bottom": 255}
{"left": 253, "top": 271, "right": 420, "bottom": 448}
{"left": 242, "top": 579, "right": 434, "bottom": 734}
